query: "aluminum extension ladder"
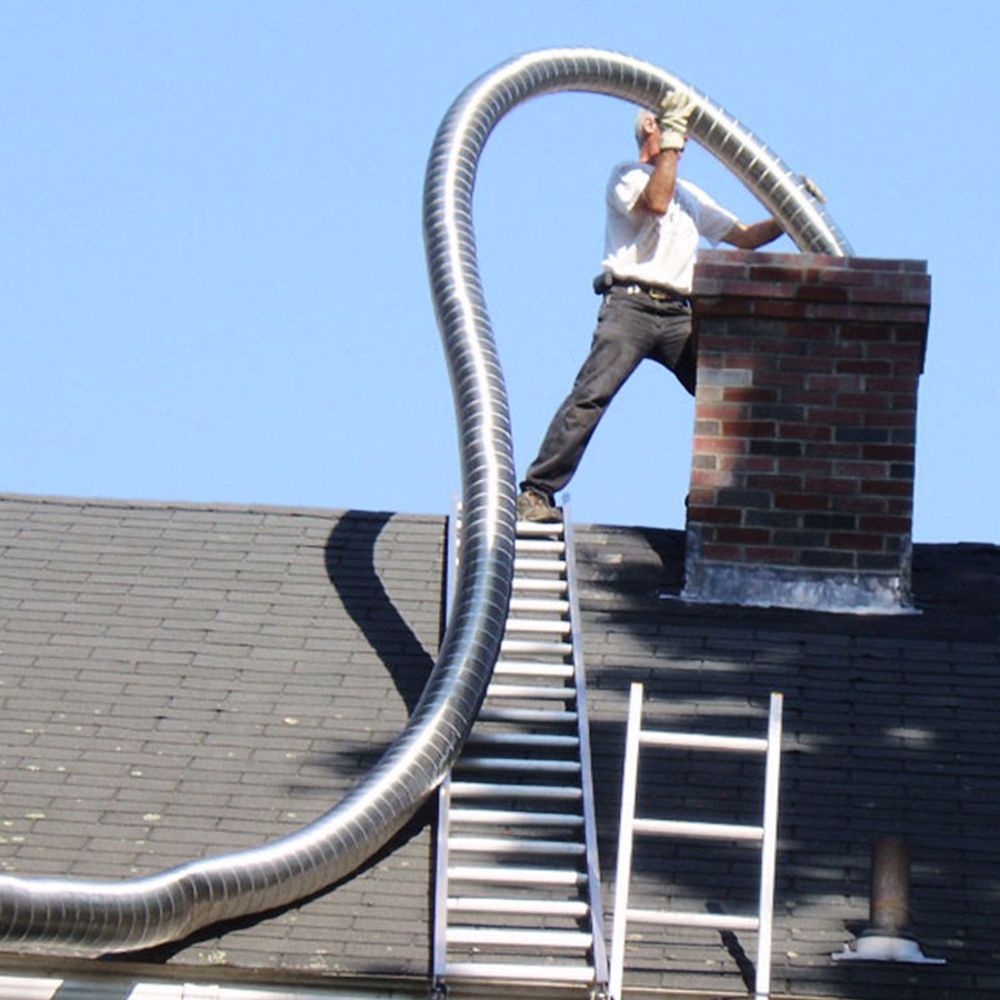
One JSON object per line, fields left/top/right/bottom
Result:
{"left": 433, "top": 501, "right": 608, "bottom": 993}
{"left": 609, "top": 683, "right": 783, "bottom": 1000}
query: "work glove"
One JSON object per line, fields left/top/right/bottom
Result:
{"left": 657, "top": 90, "right": 695, "bottom": 151}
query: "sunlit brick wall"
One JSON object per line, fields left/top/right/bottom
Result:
{"left": 683, "top": 250, "right": 930, "bottom": 612}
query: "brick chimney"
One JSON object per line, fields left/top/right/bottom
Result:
{"left": 682, "top": 250, "right": 930, "bottom": 613}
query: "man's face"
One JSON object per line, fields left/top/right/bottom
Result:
{"left": 645, "top": 117, "right": 685, "bottom": 157}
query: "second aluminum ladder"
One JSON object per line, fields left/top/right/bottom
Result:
{"left": 433, "top": 502, "right": 608, "bottom": 994}
{"left": 609, "top": 682, "right": 783, "bottom": 1000}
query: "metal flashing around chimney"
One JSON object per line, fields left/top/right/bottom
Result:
{"left": 682, "top": 527, "right": 917, "bottom": 614}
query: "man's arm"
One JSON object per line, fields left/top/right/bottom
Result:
{"left": 638, "top": 149, "right": 681, "bottom": 215}
{"left": 722, "top": 218, "right": 784, "bottom": 250}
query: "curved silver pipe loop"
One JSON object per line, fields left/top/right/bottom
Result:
{"left": 0, "top": 47, "right": 849, "bottom": 954}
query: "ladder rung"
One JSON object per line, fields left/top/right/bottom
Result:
{"left": 505, "top": 618, "right": 572, "bottom": 635}
{"left": 633, "top": 817, "right": 763, "bottom": 842}
{"left": 512, "top": 578, "right": 568, "bottom": 593}
{"left": 486, "top": 683, "right": 574, "bottom": 700}
{"left": 515, "top": 520, "right": 565, "bottom": 537}
{"left": 493, "top": 661, "right": 574, "bottom": 678}
{"left": 448, "top": 897, "right": 589, "bottom": 916}
{"left": 500, "top": 639, "right": 573, "bottom": 656}
{"left": 627, "top": 908, "right": 759, "bottom": 931}
{"left": 448, "top": 836, "right": 585, "bottom": 856}
{"left": 457, "top": 757, "right": 581, "bottom": 774}
{"left": 448, "top": 865, "right": 585, "bottom": 886}
{"left": 449, "top": 808, "right": 584, "bottom": 827}
{"left": 640, "top": 731, "right": 769, "bottom": 754}
{"left": 451, "top": 782, "right": 582, "bottom": 801}
{"left": 466, "top": 732, "right": 579, "bottom": 749}
{"left": 447, "top": 927, "right": 593, "bottom": 949}
{"left": 444, "top": 962, "right": 594, "bottom": 983}
{"left": 515, "top": 539, "right": 565, "bottom": 555}
{"left": 510, "top": 597, "right": 571, "bottom": 614}
{"left": 477, "top": 707, "right": 577, "bottom": 724}
{"left": 513, "top": 558, "right": 567, "bottom": 573}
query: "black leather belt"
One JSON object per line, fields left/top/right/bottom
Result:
{"left": 593, "top": 271, "right": 689, "bottom": 304}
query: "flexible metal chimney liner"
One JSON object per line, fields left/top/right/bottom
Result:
{"left": 0, "top": 48, "right": 849, "bottom": 954}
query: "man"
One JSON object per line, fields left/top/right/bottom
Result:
{"left": 516, "top": 92, "right": 783, "bottom": 523}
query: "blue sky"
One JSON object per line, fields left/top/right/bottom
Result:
{"left": 3, "top": 1, "right": 997, "bottom": 543}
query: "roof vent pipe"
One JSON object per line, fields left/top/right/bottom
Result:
{"left": 833, "top": 837, "right": 944, "bottom": 964}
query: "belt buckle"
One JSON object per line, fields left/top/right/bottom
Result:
{"left": 648, "top": 286, "right": 670, "bottom": 301}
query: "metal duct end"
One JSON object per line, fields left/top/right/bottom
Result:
{"left": 834, "top": 933, "right": 945, "bottom": 964}
{"left": 832, "top": 838, "right": 945, "bottom": 965}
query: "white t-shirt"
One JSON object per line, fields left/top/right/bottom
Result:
{"left": 600, "top": 162, "right": 738, "bottom": 294}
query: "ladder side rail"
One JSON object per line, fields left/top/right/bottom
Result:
{"left": 432, "top": 777, "right": 453, "bottom": 984}
{"left": 754, "top": 692, "right": 784, "bottom": 1000}
{"left": 562, "top": 506, "right": 610, "bottom": 987}
{"left": 433, "top": 495, "right": 463, "bottom": 985}
{"left": 609, "top": 682, "right": 645, "bottom": 1000}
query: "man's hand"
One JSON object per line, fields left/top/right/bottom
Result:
{"left": 657, "top": 90, "right": 695, "bottom": 152}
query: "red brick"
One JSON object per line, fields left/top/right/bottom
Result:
{"left": 868, "top": 411, "right": 917, "bottom": 426}
{"left": 780, "top": 458, "right": 835, "bottom": 476}
{"left": 698, "top": 403, "right": 748, "bottom": 420}
{"left": 836, "top": 359, "right": 894, "bottom": 376}
{"left": 688, "top": 505, "right": 742, "bottom": 524}
{"left": 722, "top": 387, "right": 778, "bottom": 403}
{"left": 702, "top": 543, "right": 744, "bottom": 561}
{"left": 694, "top": 261, "right": 751, "bottom": 281}
{"left": 836, "top": 393, "right": 890, "bottom": 411}
{"left": 796, "top": 284, "right": 848, "bottom": 303}
{"left": 803, "top": 443, "right": 861, "bottom": 460}
{"left": 869, "top": 343, "right": 925, "bottom": 362}
{"left": 780, "top": 356, "right": 834, "bottom": 374}
{"left": 803, "top": 477, "right": 859, "bottom": 495}
{"left": 779, "top": 423, "right": 832, "bottom": 442}
{"left": 745, "top": 546, "right": 798, "bottom": 564}
{"left": 752, "top": 371, "right": 812, "bottom": 390}
{"left": 722, "top": 420, "right": 777, "bottom": 438}
{"left": 694, "top": 436, "right": 746, "bottom": 455}
{"left": 719, "top": 455, "right": 775, "bottom": 473}
{"left": 805, "top": 375, "right": 860, "bottom": 392}
{"left": 862, "top": 444, "right": 915, "bottom": 462}
{"left": 894, "top": 325, "right": 928, "bottom": 344}
{"left": 861, "top": 479, "right": 914, "bottom": 497}
{"left": 867, "top": 376, "right": 919, "bottom": 393}
{"left": 830, "top": 532, "right": 885, "bottom": 551}
{"left": 749, "top": 265, "right": 805, "bottom": 283}
{"left": 839, "top": 496, "right": 889, "bottom": 515}
{"left": 696, "top": 299, "right": 747, "bottom": 318}
{"left": 785, "top": 390, "right": 837, "bottom": 407}
{"left": 859, "top": 515, "right": 912, "bottom": 534}
{"left": 687, "top": 487, "right": 717, "bottom": 505}
{"left": 810, "top": 408, "right": 865, "bottom": 426}
{"left": 846, "top": 257, "right": 910, "bottom": 272}
{"left": 833, "top": 461, "right": 887, "bottom": 478}
{"left": 775, "top": 493, "right": 830, "bottom": 511}
{"left": 715, "top": 526, "right": 772, "bottom": 544}
{"left": 691, "top": 469, "right": 735, "bottom": 488}
{"left": 751, "top": 300, "right": 810, "bottom": 319}
{"left": 747, "top": 474, "right": 802, "bottom": 492}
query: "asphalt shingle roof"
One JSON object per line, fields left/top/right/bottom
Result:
{"left": 0, "top": 494, "right": 997, "bottom": 999}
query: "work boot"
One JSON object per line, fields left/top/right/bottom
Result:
{"left": 516, "top": 488, "right": 560, "bottom": 523}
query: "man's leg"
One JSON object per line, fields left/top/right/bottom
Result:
{"left": 649, "top": 301, "right": 696, "bottom": 394}
{"left": 521, "top": 293, "right": 647, "bottom": 502}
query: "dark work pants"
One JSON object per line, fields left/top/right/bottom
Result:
{"left": 521, "top": 287, "right": 695, "bottom": 501}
